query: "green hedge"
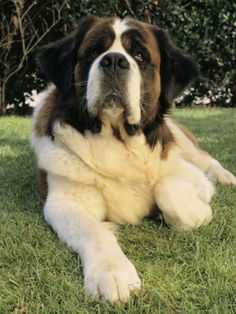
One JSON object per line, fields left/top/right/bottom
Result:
{"left": 1, "top": 0, "right": 235, "bottom": 114}
{"left": 146, "top": 0, "right": 236, "bottom": 107}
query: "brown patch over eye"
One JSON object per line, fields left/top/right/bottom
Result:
{"left": 78, "top": 20, "right": 115, "bottom": 58}
{"left": 121, "top": 28, "right": 152, "bottom": 66}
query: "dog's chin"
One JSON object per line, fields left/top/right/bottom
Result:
{"left": 103, "top": 95, "right": 124, "bottom": 117}
{"left": 102, "top": 106, "right": 124, "bottom": 121}
{"left": 103, "top": 93, "right": 125, "bottom": 108}
{"left": 88, "top": 95, "right": 140, "bottom": 135}
{"left": 89, "top": 94, "right": 126, "bottom": 123}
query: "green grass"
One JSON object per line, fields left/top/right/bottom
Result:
{"left": 0, "top": 108, "right": 236, "bottom": 314}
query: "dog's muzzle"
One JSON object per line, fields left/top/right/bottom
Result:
{"left": 86, "top": 52, "right": 141, "bottom": 135}
{"left": 98, "top": 52, "right": 130, "bottom": 109}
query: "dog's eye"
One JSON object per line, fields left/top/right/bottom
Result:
{"left": 134, "top": 51, "right": 144, "bottom": 63}
{"left": 89, "top": 50, "right": 99, "bottom": 59}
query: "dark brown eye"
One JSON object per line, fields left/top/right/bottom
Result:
{"left": 134, "top": 51, "right": 144, "bottom": 62}
{"left": 90, "top": 50, "right": 99, "bottom": 59}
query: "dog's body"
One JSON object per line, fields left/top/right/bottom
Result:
{"left": 31, "top": 17, "right": 236, "bottom": 302}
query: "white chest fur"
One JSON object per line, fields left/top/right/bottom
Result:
{"left": 49, "top": 120, "right": 162, "bottom": 224}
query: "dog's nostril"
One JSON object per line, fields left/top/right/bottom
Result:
{"left": 100, "top": 55, "right": 112, "bottom": 68}
{"left": 118, "top": 57, "right": 130, "bottom": 70}
{"left": 99, "top": 53, "right": 130, "bottom": 71}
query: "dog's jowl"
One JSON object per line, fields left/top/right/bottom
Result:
{"left": 30, "top": 16, "right": 236, "bottom": 303}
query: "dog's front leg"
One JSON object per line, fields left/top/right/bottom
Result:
{"left": 166, "top": 118, "right": 236, "bottom": 185}
{"left": 44, "top": 194, "right": 141, "bottom": 303}
{"left": 155, "top": 159, "right": 215, "bottom": 230}
{"left": 154, "top": 175, "right": 213, "bottom": 231}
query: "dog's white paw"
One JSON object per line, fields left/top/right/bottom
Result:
{"left": 195, "top": 177, "right": 215, "bottom": 203}
{"left": 84, "top": 255, "right": 141, "bottom": 303}
{"left": 163, "top": 201, "right": 213, "bottom": 231}
{"left": 207, "top": 164, "right": 236, "bottom": 186}
{"left": 155, "top": 177, "right": 213, "bottom": 231}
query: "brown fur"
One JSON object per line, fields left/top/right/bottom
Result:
{"left": 111, "top": 125, "right": 123, "bottom": 142}
{"left": 36, "top": 168, "right": 48, "bottom": 198}
{"left": 35, "top": 89, "right": 58, "bottom": 137}
{"left": 160, "top": 123, "right": 175, "bottom": 159}
{"left": 34, "top": 90, "right": 59, "bottom": 196}
{"left": 78, "top": 18, "right": 115, "bottom": 57}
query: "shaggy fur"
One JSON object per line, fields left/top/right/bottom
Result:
{"left": 31, "top": 17, "right": 236, "bottom": 303}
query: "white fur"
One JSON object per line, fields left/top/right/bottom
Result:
{"left": 52, "top": 122, "right": 215, "bottom": 231}
{"left": 31, "top": 87, "right": 236, "bottom": 302}
{"left": 44, "top": 194, "right": 141, "bottom": 303}
{"left": 86, "top": 56, "right": 102, "bottom": 115}
{"left": 157, "top": 149, "right": 215, "bottom": 230}
{"left": 86, "top": 18, "right": 141, "bottom": 125}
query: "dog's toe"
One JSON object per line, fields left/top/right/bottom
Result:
{"left": 84, "top": 257, "right": 141, "bottom": 303}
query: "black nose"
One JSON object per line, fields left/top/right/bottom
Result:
{"left": 99, "top": 53, "right": 130, "bottom": 72}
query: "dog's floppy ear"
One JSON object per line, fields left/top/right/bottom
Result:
{"left": 36, "top": 16, "right": 98, "bottom": 95}
{"left": 153, "top": 27, "right": 199, "bottom": 105}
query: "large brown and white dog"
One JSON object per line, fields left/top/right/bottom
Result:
{"left": 30, "top": 16, "right": 236, "bottom": 303}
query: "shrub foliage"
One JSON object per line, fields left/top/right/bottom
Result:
{"left": 0, "top": 0, "right": 235, "bottom": 114}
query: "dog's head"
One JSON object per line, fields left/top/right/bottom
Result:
{"left": 37, "top": 16, "right": 198, "bottom": 146}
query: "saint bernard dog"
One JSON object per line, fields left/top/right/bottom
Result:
{"left": 30, "top": 16, "right": 236, "bottom": 303}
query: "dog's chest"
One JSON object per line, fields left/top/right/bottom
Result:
{"left": 98, "top": 177, "right": 156, "bottom": 224}
{"left": 73, "top": 130, "right": 161, "bottom": 223}
{"left": 81, "top": 129, "right": 161, "bottom": 183}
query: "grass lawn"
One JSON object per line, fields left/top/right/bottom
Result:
{"left": 0, "top": 108, "right": 236, "bottom": 314}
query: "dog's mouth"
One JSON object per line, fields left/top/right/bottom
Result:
{"left": 102, "top": 92, "right": 126, "bottom": 109}
{"left": 96, "top": 91, "right": 128, "bottom": 121}
{"left": 99, "top": 93, "right": 126, "bottom": 124}
{"left": 87, "top": 91, "right": 140, "bottom": 135}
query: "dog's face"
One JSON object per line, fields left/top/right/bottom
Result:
{"left": 82, "top": 18, "right": 161, "bottom": 128}
{"left": 37, "top": 16, "right": 198, "bottom": 146}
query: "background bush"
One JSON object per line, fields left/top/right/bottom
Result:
{"left": 0, "top": 0, "right": 235, "bottom": 114}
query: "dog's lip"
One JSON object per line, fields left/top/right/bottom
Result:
{"left": 105, "top": 92, "right": 121, "bottom": 99}
{"left": 110, "top": 92, "right": 119, "bottom": 97}
{"left": 103, "top": 92, "right": 125, "bottom": 106}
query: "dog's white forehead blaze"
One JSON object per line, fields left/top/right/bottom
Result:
{"left": 86, "top": 18, "right": 141, "bottom": 125}
{"left": 112, "top": 18, "right": 129, "bottom": 36}
{"left": 109, "top": 18, "right": 141, "bottom": 124}
{"left": 108, "top": 18, "right": 129, "bottom": 53}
